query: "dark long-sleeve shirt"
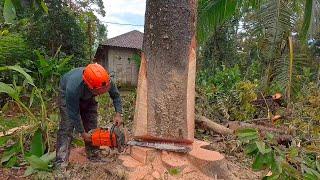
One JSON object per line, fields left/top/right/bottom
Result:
{"left": 59, "top": 67, "right": 122, "bottom": 133}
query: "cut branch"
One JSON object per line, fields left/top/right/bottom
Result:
{"left": 0, "top": 125, "right": 30, "bottom": 137}
{"left": 195, "top": 115, "right": 234, "bottom": 135}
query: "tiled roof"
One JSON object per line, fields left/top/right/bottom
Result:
{"left": 102, "top": 30, "right": 143, "bottom": 50}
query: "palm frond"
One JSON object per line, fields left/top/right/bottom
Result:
{"left": 253, "top": 0, "right": 295, "bottom": 47}
{"left": 197, "top": 0, "right": 239, "bottom": 44}
{"left": 273, "top": 47, "right": 309, "bottom": 103}
{"left": 249, "top": 0, "right": 296, "bottom": 91}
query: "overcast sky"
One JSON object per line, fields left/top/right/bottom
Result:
{"left": 100, "top": 0, "right": 146, "bottom": 38}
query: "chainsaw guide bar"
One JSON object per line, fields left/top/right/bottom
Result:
{"left": 127, "top": 140, "right": 191, "bottom": 153}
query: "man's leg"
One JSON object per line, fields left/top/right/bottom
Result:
{"left": 80, "top": 98, "right": 99, "bottom": 159}
{"left": 55, "top": 92, "right": 74, "bottom": 168}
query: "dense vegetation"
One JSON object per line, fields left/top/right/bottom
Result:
{"left": 0, "top": 0, "right": 319, "bottom": 179}
{"left": 196, "top": 0, "right": 320, "bottom": 179}
{"left": 0, "top": 0, "right": 107, "bottom": 176}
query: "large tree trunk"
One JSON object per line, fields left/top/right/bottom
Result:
{"left": 133, "top": 0, "right": 197, "bottom": 144}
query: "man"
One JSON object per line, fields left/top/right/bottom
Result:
{"left": 55, "top": 63, "right": 123, "bottom": 168}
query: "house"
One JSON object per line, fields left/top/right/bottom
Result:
{"left": 95, "top": 30, "right": 144, "bottom": 87}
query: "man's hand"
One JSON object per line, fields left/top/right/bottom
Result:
{"left": 81, "top": 132, "right": 92, "bottom": 142}
{"left": 113, "top": 112, "right": 123, "bottom": 126}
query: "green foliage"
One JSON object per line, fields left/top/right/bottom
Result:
{"left": 34, "top": 49, "right": 73, "bottom": 96}
{"left": 97, "top": 90, "right": 137, "bottom": 127}
{"left": 0, "top": 34, "right": 33, "bottom": 68}
{"left": 0, "top": 115, "right": 28, "bottom": 132}
{"left": 197, "top": 66, "right": 241, "bottom": 94}
{"left": 197, "top": 0, "right": 239, "bottom": 44}
{"left": 1, "top": 0, "right": 48, "bottom": 24}
{"left": 0, "top": 65, "right": 35, "bottom": 85}
{"left": 27, "top": 2, "right": 87, "bottom": 64}
{"left": 0, "top": 65, "right": 55, "bottom": 176}
{"left": 197, "top": 0, "right": 319, "bottom": 45}
{"left": 3, "top": 0, "right": 16, "bottom": 23}
{"left": 24, "top": 0, "right": 107, "bottom": 65}
{"left": 198, "top": 21, "right": 239, "bottom": 75}
{"left": 229, "top": 81, "right": 257, "bottom": 121}
{"left": 301, "top": 0, "right": 313, "bottom": 40}
{"left": 197, "top": 65, "right": 257, "bottom": 121}
{"left": 72, "top": 138, "right": 85, "bottom": 147}
{"left": 1, "top": 142, "right": 21, "bottom": 167}
{"left": 290, "top": 83, "right": 320, "bottom": 139}
{"left": 30, "top": 129, "right": 45, "bottom": 157}
{"left": 0, "top": 130, "right": 55, "bottom": 176}
{"left": 236, "top": 128, "right": 320, "bottom": 179}
{"left": 131, "top": 53, "right": 141, "bottom": 68}
{"left": 24, "top": 146, "right": 56, "bottom": 176}
{"left": 168, "top": 168, "right": 181, "bottom": 176}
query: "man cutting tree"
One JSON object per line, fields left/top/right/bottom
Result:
{"left": 55, "top": 63, "right": 123, "bottom": 168}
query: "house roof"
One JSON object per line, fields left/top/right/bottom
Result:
{"left": 102, "top": 30, "right": 144, "bottom": 50}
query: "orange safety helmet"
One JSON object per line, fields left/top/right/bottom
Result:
{"left": 82, "top": 63, "right": 111, "bottom": 93}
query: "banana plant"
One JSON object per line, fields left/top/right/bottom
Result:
{"left": 0, "top": 65, "right": 37, "bottom": 122}
{"left": 0, "top": 65, "right": 51, "bottom": 150}
{"left": 1, "top": 128, "right": 56, "bottom": 176}
{"left": 34, "top": 48, "right": 73, "bottom": 96}
{"left": 23, "top": 129, "right": 56, "bottom": 176}
{"left": 197, "top": 0, "right": 320, "bottom": 45}
{"left": 0, "top": 65, "right": 55, "bottom": 175}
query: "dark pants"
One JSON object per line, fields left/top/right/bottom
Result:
{"left": 55, "top": 90, "right": 98, "bottom": 167}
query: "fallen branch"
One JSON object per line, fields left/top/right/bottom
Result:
{"left": 195, "top": 115, "right": 290, "bottom": 135}
{"left": 0, "top": 125, "right": 30, "bottom": 137}
{"left": 195, "top": 115, "right": 234, "bottom": 135}
{"left": 226, "top": 121, "right": 287, "bottom": 134}
{"left": 196, "top": 116, "right": 292, "bottom": 147}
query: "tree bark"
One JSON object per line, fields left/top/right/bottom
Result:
{"left": 133, "top": 0, "right": 197, "bottom": 144}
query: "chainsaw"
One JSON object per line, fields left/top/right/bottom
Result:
{"left": 89, "top": 124, "right": 127, "bottom": 153}
{"left": 89, "top": 124, "right": 191, "bottom": 153}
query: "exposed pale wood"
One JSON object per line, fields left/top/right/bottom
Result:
{"left": 0, "top": 125, "right": 29, "bottom": 137}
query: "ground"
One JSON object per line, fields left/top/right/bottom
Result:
{"left": 0, "top": 92, "right": 262, "bottom": 180}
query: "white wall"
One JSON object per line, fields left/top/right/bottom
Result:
{"left": 105, "top": 48, "right": 139, "bottom": 86}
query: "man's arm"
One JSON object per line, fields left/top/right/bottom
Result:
{"left": 108, "top": 81, "right": 123, "bottom": 125}
{"left": 108, "top": 81, "right": 123, "bottom": 113}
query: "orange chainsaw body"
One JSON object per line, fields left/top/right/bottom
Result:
{"left": 91, "top": 128, "right": 117, "bottom": 147}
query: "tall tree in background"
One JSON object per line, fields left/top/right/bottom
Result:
{"left": 1, "top": 0, "right": 107, "bottom": 67}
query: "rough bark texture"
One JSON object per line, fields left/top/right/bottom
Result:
{"left": 133, "top": 0, "right": 197, "bottom": 143}
{"left": 136, "top": 0, "right": 196, "bottom": 143}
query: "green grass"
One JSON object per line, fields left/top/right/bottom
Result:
{"left": 168, "top": 168, "right": 181, "bottom": 176}
{"left": 0, "top": 115, "right": 28, "bottom": 132}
